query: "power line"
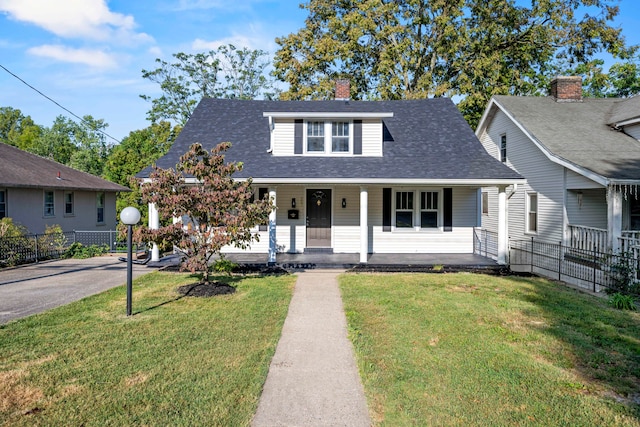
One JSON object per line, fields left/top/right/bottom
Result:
{"left": 0, "top": 63, "right": 121, "bottom": 144}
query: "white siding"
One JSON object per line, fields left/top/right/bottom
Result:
{"left": 361, "top": 119, "right": 383, "bottom": 156}
{"left": 483, "top": 109, "right": 565, "bottom": 244}
{"left": 624, "top": 123, "right": 640, "bottom": 141}
{"left": 271, "top": 119, "right": 295, "bottom": 156}
{"left": 566, "top": 188, "right": 607, "bottom": 229}
{"left": 565, "top": 169, "right": 603, "bottom": 189}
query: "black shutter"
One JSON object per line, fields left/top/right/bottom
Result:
{"left": 294, "top": 119, "right": 303, "bottom": 154}
{"left": 383, "top": 188, "right": 392, "bottom": 232}
{"left": 443, "top": 188, "right": 453, "bottom": 232}
{"left": 353, "top": 120, "right": 362, "bottom": 155}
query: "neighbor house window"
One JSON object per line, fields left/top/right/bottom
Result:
{"left": 395, "top": 191, "right": 414, "bottom": 228}
{"left": 96, "top": 192, "right": 105, "bottom": 224}
{"left": 482, "top": 192, "right": 489, "bottom": 215}
{"left": 527, "top": 192, "right": 538, "bottom": 233}
{"left": 307, "top": 121, "right": 325, "bottom": 152}
{"left": 0, "top": 190, "right": 5, "bottom": 219}
{"left": 332, "top": 122, "right": 349, "bottom": 152}
{"left": 44, "top": 191, "right": 55, "bottom": 217}
{"left": 500, "top": 134, "right": 507, "bottom": 162}
{"left": 420, "top": 191, "right": 438, "bottom": 228}
{"left": 64, "top": 191, "right": 74, "bottom": 215}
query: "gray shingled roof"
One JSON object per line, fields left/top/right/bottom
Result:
{"left": 607, "top": 95, "right": 640, "bottom": 125}
{"left": 492, "top": 96, "right": 640, "bottom": 181}
{"left": 140, "top": 98, "right": 522, "bottom": 182}
{"left": 0, "top": 143, "right": 129, "bottom": 192}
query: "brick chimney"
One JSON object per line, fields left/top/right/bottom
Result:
{"left": 550, "top": 76, "right": 583, "bottom": 102}
{"left": 335, "top": 79, "right": 350, "bottom": 100}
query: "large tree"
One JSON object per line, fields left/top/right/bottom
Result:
{"left": 140, "top": 45, "right": 277, "bottom": 126}
{"left": 137, "top": 142, "right": 272, "bottom": 284}
{"left": 273, "top": 0, "right": 633, "bottom": 127}
{"left": 103, "top": 121, "right": 180, "bottom": 220}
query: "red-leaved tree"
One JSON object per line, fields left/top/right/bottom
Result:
{"left": 137, "top": 142, "right": 272, "bottom": 284}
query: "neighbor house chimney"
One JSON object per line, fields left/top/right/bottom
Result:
{"left": 550, "top": 76, "right": 583, "bottom": 102}
{"left": 335, "top": 79, "right": 350, "bottom": 100}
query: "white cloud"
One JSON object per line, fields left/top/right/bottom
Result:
{"left": 27, "top": 44, "right": 118, "bottom": 69}
{"left": 0, "top": 0, "right": 153, "bottom": 44}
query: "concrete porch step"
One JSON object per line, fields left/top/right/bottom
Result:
{"left": 303, "top": 247, "right": 334, "bottom": 254}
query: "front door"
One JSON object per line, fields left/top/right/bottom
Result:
{"left": 306, "top": 189, "right": 332, "bottom": 247}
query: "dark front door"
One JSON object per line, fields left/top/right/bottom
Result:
{"left": 307, "top": 189, "right": 332, "bottom": 247}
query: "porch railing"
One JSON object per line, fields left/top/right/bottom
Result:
{"left": 621, "top": 231, "right": 640, "bottom": 254}
{"left": 473, "top": 228, "right": 498, "bottom": 260}
{"left": 568, "top": 224, "right": 608, "bottom": 254}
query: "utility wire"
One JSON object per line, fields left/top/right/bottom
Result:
{"left": 0, "top": 63, "right": 121, "bottom": 144}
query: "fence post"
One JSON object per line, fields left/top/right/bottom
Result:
{"left": 530, "top": 236, "right": 534, "bottom": 273}
{"left": 34, "top": 235, "right": 39, "bottom": 263}
{"left": 558, "top": 240, "right": 562, "bottom": 281}
{"left": 592, "top": 243, "right": 597, "bottom": 292}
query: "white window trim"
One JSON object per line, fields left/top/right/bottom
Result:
{"left": 304, "top": 120, "right": 353, "bottom": 156}
{"left": 391, "top": 188, "right": 443, "bottom": 232}
{"left": 44, "top": 190, "right": 55, "bottom": 217}
{"left": 526, "top": 191, "right": 538, "bottom": 234}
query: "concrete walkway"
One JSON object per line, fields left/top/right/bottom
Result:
{"left": 252, "top": 270, "right": 371, "bottom": 427}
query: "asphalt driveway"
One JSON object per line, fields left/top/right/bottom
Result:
{"left": 0, "top": 256, "right": 160, "bottom": 324}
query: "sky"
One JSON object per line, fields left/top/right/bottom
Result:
{"left": 1, "top": 0, "right": 640, "bottom": 143}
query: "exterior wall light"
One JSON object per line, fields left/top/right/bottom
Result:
{"left": 342, "top": 198, "right": 347, "bottom": 208}
{"left": 291, "top": 198, "right": 296, "bottom": 208}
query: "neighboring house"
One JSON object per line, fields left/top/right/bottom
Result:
{"left": 476, "top": 76, "right": 640, "bottom": 256}
{"left": 139, "top": 80, "right": 523, "bottom": 263}
{"left": 0, "top": 142, "right": 129, "bottom": 234}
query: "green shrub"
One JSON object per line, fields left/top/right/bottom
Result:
{"left": 213, "top": 258, "right": 238, "bottom": 275}
{"left": 63, "top": 242, "right": 109, "bottom": 259}
{"left": 607, "top": 292, "right": 637, "bottom": 311}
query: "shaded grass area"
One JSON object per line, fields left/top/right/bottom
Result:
{"left": 340, "top": 273, "right": 640, "bottom": 426}
{"left": 0, "top": 271, "right": 296, "bottom": 426}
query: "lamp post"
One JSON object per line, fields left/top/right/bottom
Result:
{"left": 120, "top": 206, "right": 141, "bottom": 316}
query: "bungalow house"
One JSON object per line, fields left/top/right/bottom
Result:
{"left": 0, "top": 142, "right": 128, "bottom": 234}
{"left": 476, "top": 76, "right": 640, "bottom": 257}
{"left": 139, "top": 80, "right": 524, "bottom": 263}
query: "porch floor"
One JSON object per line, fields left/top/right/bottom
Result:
{"left": 215, "top": 252, "right": 504, "bottom": 273}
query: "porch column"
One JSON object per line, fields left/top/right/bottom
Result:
{"left": 607, "top": 187, "right": 622, "bottom": 253}
{"left": 268, "top": 187, "right": 277, "bottom": 265}
{"left": 497, "top": 186, "right": 508, "bottom": 265}
{"left": 149, "top": 203, "right": 160, "bottom": 261}
{"left": 360, "top": 186, "right": 368, "bottom": 263}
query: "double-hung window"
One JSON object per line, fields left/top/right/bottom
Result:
{"left": 332, "top": 122, "right": 349, "bottom": 152}
{"left": 64, "top": 191, "right": 74, "bottom": 215}
{"left": 44, "top": 191, "right": 55, "bottom": 217}
{"left": 395, "top": 191, "right": 414, "bottom": 228}
{"left": 420, "top": 191, "right": 438, "bottom": 228}
{"left": 481, "top": 192, "right": 489, "bottom": 215}
{"left": 307, "top": 121, "right": 325, "bottom": 152}
{"left": 96, "top": 192, "right": 105, "bottom": 224}
{"left": 527, "top": 192, "right": 538, "bottom": 233}
{"left": 306, "top": 121, "right": 351, "bottom": 154}
{"left": 630, "top": 197, "right": 640, "bottom": 230}
{"left": 500, "top": 134, "right": 507, "bottom": 162}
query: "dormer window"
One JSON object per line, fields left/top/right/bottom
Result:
{"left": 305, "top": 121, "right": 352, "bottom": 155}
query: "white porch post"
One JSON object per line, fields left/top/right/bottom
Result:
{"left": 360, "top": 186, "right": 368, "bottom": 264}
{"left": 268, "top": 187, "right": 277, "bottom": 265}
{"left": 148, "top": 203, "right": 160, "bottom": 261}
{"left": 607, "top": 186, "right": 622, "bottom": 253}
{"left": 497, "top": 186, "right": 508, "bottom": 265}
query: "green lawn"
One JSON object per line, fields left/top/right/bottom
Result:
{"left": 340, "top": 273, "right": 640, "bottom": 426}
{"left": 0, "top": 271, "right": 296, "bottom": 426}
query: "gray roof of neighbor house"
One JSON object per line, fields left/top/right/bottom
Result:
{"left": 489, "top": 96, "right": 640, "bottom": 182}
{"left": 139, "top": 98, "right": 523, "bottom": 183}
{"left": 0, "top": 143, "right": 129, "bottom": 192}
{"left": 607, "top": 95, "right": 640, "bottom": 126}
